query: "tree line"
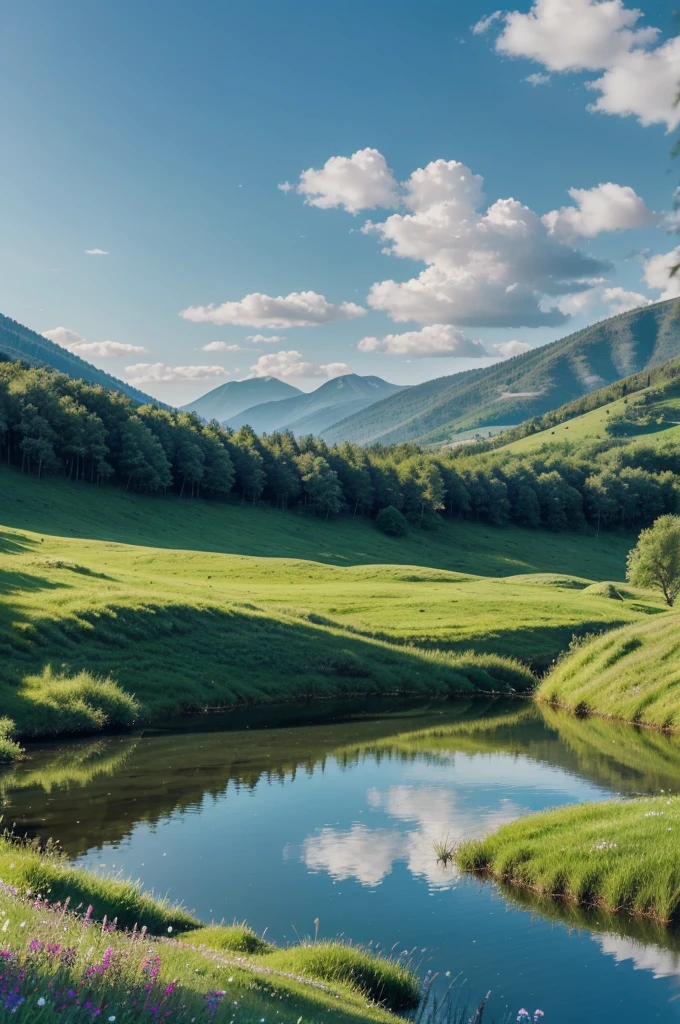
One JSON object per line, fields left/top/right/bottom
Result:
{"left": 2, "top": 358, "right": 680, "bottom": 534}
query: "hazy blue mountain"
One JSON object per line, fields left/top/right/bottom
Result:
{"left": 0, "top": 312, "right": 159, "bottom": 405}
{"left": 322, "top": 299, "right": 680, "bottom": 446}
{"left": 182, "top": 376, "right": 303, "bottom": 423}
{"left": 227, "top": 374, "right": 406, "bottom": 435}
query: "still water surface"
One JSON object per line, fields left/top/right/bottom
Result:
{"left": 3, "top": 698, "right": 680, "bottom": 1022}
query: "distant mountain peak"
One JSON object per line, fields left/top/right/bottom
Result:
{"left": 182, "top": 375, "right": 303, "bottom": 423}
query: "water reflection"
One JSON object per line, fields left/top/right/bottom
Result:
{"left": 4, "top": 699, "right": 680, "bottom": 1022}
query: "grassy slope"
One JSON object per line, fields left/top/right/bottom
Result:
{"left": 0, "top": 472, "right": 664, "bottom": 743}
{"left": 499, "top": 385, "right": 680, "bottom": 455}
{"left": 538, "top": 612, "right": 680, "bottom": 729}
{"left": 0, "top": 845, "right": 414, "bottom": 1024}
{"left": 0, "top": 468, "right": 634, "bottom": 579}
{"left": 456, "top": 795, "right": 680, "bottom": 923}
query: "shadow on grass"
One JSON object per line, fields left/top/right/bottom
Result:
{"left": 0, "top": 566, "right": 71, "bottom": 597}
{"left": 0, "top": 529, "right": 38, "bottom": 555}
{"left": 303, "top": 611, "right": 633, "bottom": 673}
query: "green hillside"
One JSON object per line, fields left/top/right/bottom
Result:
{"left": 0, "top": 469, "right": 658, "bottom": 748}
{"left": 0, "top": 312, "right": 160, "bottom": 406}
{"left": 500, "top": 373, "right": 680, "bottom": 455}
{"left": 322, "top": 298, "right": 680, "bottom": 446}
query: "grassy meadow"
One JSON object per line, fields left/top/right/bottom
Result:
{"left": 456, "top": 795, "right": 680, "bottom": 923}
{"left": 0, "top": 468, "right": 664, "bottom": 747}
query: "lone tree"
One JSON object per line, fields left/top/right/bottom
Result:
{"left": 627, "top": 514, "right": 680, "bottom": 607}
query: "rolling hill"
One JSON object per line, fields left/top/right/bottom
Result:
{"left": 322, "top": 298, "right": 680, "bottom": 446}
{"left": 181, "top": 376, "right": 302, "bottom": 422}
{"left": 226, "top": 373, "right": 406, "bottom": 434}
{"left": 0, "top": 312, "right": 159, "bottom": 405}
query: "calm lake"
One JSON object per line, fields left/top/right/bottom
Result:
{"left": 3, "top": 698, "right": 680, "bottom": 1022}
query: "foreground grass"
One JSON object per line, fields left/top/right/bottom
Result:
{"left": 538, "top": 612, "right": 680, "bottom": 729}
{"left": 0, "top": 837, "right": 419, "bottom": 1021}
{"left": 457, "top": 796, "right": 680, "bottom": 922}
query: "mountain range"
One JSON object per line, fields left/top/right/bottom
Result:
{"left": 181, "top": 377, "right": 302, "bottom": 423}
{"left": 0, "top": 313, "right": 159, "bottom": 406}
{"left": 224, "top": 374, "right": 406, "bottom": 436}
{"left": 321, "top": 298, "right": 680, "bottom": 446}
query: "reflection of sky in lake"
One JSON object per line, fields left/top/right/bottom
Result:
{"left": 301, "top": 753, "right": 605, "bottom": 888}
{"left": 8, "top": 708, "right": 680, "bottom": 1023}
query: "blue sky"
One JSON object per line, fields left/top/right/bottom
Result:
{"left": 1, "top": 0, "right": 679, "bottom": 403}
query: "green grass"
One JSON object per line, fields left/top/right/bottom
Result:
{"left": 0, "top": 469, "right": 663, "bottom": 748}
{"left": 0, "top": 717, "right": 22, "bottom": 764}
{"left": 0, "top": 877, "right": 415, "bottom": 1024}
{"left": 500, "top": 385, "right": 680, "bottom": 455}
{"left": 538, "top": 612, "right": 680, "bottom": 729}
{"left": 456, "top": 795, "right": 680, "bottom": 922}
{"left": 0, "top": 466, "right": 634, "bottom": 579}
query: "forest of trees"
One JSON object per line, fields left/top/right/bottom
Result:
{"left": 2, "top": 358, "right": 680, "bottom": 535}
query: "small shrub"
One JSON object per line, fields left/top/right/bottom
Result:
{"left": 0, "top": 718, "right": 23, "bottom": 763}
{"left": 272, "top": 942, "right": 420, "bottom": 1010}
{"left": 375, "top": 506, "right": 407, "bottom": 537}
{"left": 19, "top": 668, "right": 140, "bottom": 737}
{"left": 185, "top": 924, "right": 273, "bottom": 955}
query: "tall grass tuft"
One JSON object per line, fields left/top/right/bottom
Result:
{"left": 0, "top": 718, "right": 23, "bottom": 763}
{"left": 265, "top": 941, "right": 421, "bottom": 1011}
{"left": 18, "top": 667, "right": 140, "bottom": 737}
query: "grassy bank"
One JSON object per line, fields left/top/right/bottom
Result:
{"left": 456, "top": 795, "right": 680, "bottom": 922}
{"left": 538, "top": 612, "right": 680, "bottom": 729}
{"left": 0, "top": 835, "right": 419, "bottom": 1022}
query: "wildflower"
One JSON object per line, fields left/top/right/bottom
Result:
{"left": 29, "top": 940, "right": 42, "bottom": 952}
{"left": 533, "top": 1013, "right": 544, "bottom": 1021}
{"left": 37, "top": 997, "right": 46, "bottom": 1007}
{"left": 517, "top": 1012, "right": 530, "bottom": 1021}
{"left": 1, "top": 921, "right": 8, "bottom": 933}
{"left": 108, "top": 1017, "right": 116, "bottom": 1022}
{"left": 168, "top": 927, "right": 173, "bottom": 933}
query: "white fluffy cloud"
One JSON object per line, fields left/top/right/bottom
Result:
{"left": 642, "top": 247, "right": 680, "bottom": 300}
{"left": 180, "top": 291, "right": 365, "bottom": 328}
{"left": 201, "top": 341, "right": 247, "bottom": 352}
{"left": 544, "top": 182, "right": 655, "bottom": 240}
{"left": 493, "top": 339, "right": 533, "bottom": 357}
{"left": 283, "top": 148, "right": 399, "bottom": 214}
{"left": 525, "top": 71, "right": 551, "bottom": 85}
{"left": 249, "top": 350, "right": 352, "bottom": 379}
{"left": 43, "top": 327, "right": 146, "bottom": 358}
{"left": 602, "top": 286, "right": 651, "bottom": 313}
{"left": 551, "top": 282, "right": 652, "bottom": 316}
{"left": 362, "top": 158, "right": 609, "bottom": 327}
{"left": 358, "top": 324, "right": 487, "bottom": 358}
{"left": 246, "top": 334, "right": 286, "bottom": 343}
{"left": 493, "top": 0, "right": 680, "bottom": 130}
{"left": 85, "top": 248, "right": 108, "bottom": 255}
{"left": 124, "top": 363, "right": 227, "bottom": 384}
